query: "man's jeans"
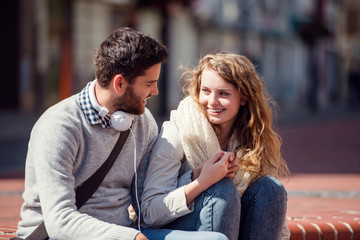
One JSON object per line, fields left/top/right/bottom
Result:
{"left": 143, "top": 175, "right": 287, "bottom": 240}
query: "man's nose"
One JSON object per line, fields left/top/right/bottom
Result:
{"left": 151, "top": 83, "right": 159, "bottom": 96}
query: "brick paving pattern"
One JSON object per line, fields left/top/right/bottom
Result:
{"left": 279, "top": 110, "right": 360, "bottom": 239}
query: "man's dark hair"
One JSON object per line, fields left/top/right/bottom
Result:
{"left": 94, "top": 27, "right": 169, "bottom": 87}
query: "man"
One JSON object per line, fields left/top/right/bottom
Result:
{"left": 16, "top": 27, "right": 163, "bottom": 240}
{"left": 16, "top": 27, "right": 228, "bottom": 240}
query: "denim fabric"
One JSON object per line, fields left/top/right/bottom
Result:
{"left": 142, "top": 228, "right": 228, "bottom": 240}
{"left": 49, "top": 230, "right": 228, "bottom": 240}
{"left": 144, "top": 175, "right": 286, "bottom": 240}
{"left": 239, "top": 175, "right": 287, "bottom": 240}
{"left": 164, "top": 178, "right": 241, "bottom": 240}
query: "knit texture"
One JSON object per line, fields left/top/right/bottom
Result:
{"left": 169, "top": 96, "right": 251, "bottom": 195}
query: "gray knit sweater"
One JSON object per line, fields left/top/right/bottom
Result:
{"left": 17, "top": 94, "right": 158, "bottom": 240}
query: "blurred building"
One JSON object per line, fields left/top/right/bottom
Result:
{"left": 1, "top": 0, "right": 359, "bottom": 123}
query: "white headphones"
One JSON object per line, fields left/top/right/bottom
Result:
{"left": 88, "top": 80, "right": 134, "bottom": 131}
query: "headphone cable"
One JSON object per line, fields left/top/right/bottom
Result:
{"left": 129, "top": 128, "right": 141, "bottom": 232}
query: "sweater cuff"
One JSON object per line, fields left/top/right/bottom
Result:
{"left": 107, "top": 226, "right": 140, "bottom": 240}
{"left": 168, "top": 186, "right": 193, "bottom": 215}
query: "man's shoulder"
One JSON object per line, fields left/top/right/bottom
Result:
{"left": 35, "top": 95, "right": 82, "bottom": 128}
{"left": 133, "top": 108, "right": 158, "bottom": 136}
{"left": 136, "top": 108, "right": 156, "bottom": 125}
{"left": 43, "top": 95, "right": 80, "bottom": 116}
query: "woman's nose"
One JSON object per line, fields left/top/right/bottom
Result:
{"left": 208, "top": 93, "right": 219, "bottom": 105}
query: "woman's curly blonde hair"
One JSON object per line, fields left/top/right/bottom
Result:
{"left": 181, "top": 52, "right": 290, "bottom": 180}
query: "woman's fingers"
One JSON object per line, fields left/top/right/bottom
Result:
{"left": 208, "top": 151, "right": 225, "bottom": 163}
{"left": 216, "top": 152, "right": 234, "bottom": 165}
{"left": 226, "top": 164, "right": 240, "bottom": 178}
{"left": 226, "top": 157, "right": 240, "bottom": 178}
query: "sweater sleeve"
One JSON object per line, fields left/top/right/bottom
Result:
{"left": 141, "top": 121, "right": 192, "bottom": 227}
{"left": 31, "top": 114, "right": 139, "bottom": 240}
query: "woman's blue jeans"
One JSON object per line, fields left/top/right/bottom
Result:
{"left": 239, "top": 175, "right": 287, "bottom": 240}
{"left": 162, "top": 175, "right": 287, "bottom": 240}
{"left": 165, "top": 178, "right": 241, "bottom": 240}
{"left": 141, "top": 178, "right": 236, "bottom": 240}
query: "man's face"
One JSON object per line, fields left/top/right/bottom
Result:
{"left": 113, "top": 63, "right": 161, "bottom": 115}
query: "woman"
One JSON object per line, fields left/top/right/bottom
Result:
{"left": 141, "top": 53, "right": 290, "bottom": 240}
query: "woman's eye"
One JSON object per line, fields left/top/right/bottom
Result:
{"left": 201, "top": 88, "right": 210, "bottom": 93}
{"left": 220, "top": 92, "right": 229, "bottom": 96}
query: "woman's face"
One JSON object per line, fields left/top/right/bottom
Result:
{"left": 199, "top": 68, "right": 242, "bottom": 131}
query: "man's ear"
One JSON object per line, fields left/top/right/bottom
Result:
{"left": 113, "top": 74, "right": 126, "bottom": 95}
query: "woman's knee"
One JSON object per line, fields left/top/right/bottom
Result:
{"left": 245, "top": 175, "right": 287, "bottom": 204}
{"left": 205, "top": 178, "right": 240, "bottom": 203}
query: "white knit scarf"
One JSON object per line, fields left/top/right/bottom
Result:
{"left": 170, "top": 96, "right": 251, "bottom": 195}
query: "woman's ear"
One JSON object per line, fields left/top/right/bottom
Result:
{"left": 113, "top": 74, "right": 126, "bottom": 95}
{"left": 240, "top": 100, "right": 246, "bottom": 106}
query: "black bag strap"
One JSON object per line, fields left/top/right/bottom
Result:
{"left": 21, "top": 130, "right": 130, "bottom": 240}
{"left": 75, "top": 129, "right": 130, "bottom": 208}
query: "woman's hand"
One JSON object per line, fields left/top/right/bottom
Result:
{"left": 193, "top": 151, "right": 237, "bottom": 180}
{"left": 184, "top": 151, "right": 235, "bottom": 205}
{"left": 226, "top": 157, "right": 240, "bottom": 178}
{"left": 197, "top": 151, "right": 235, "bottom": 186}
{"left": 192, "top": 161, "right": 205, "bottom": 180}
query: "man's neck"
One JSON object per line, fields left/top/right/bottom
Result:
{"left": 95, "top": 83, "right": 116, "bottom": 114}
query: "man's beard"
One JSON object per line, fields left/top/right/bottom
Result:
{"left": 113, "top": 85, "right": 146, "bottom": 115}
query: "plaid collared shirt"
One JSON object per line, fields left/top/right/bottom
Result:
{"left": 79, "top": 81, "right": 111, "bottom": 129}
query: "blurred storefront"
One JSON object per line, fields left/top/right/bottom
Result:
{"left": 1, "top": 0, "right": 359, "bottom": 123}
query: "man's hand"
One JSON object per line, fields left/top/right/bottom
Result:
{"left": 135, "top": 232, "right": 148, "bottom": 240}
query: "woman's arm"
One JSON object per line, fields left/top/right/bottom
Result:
{"left": 141, "top": 121, "right": 238, "bottom": 227}
{"left": 141, "top": 121, "right": 191, "bottom": 227}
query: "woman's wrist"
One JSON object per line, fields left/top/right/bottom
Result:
{"left": 192, "top": 167, "right": 200, "bottom": 181}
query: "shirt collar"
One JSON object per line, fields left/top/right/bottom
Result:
{"left": 79, "top": 81, "right": 111, "bottom": 129}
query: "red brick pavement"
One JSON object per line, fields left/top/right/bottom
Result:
{"left": 278, "top": 111, "right": 360, "bottom": 239}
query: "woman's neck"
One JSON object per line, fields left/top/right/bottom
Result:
{"left": 218, "top": 127, "right": 232, "bottom": 151}
{"left": 217, "top": 118, "right": 237, "bottom": 150}
{"left": 219, "top": 138, "right": 229, "bottom": 151}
